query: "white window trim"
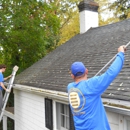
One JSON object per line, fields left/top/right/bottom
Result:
{"left": 53, "top": 100, "right": 57, "bottom": 130}
{"left": 124, "top": 115, "right": 130, "bottom": 130}
{"left": 60, "top": 104, "right": 69, "bottom": 130}
{"left": 55, "top": 102, "right": 70, "bottom": 130}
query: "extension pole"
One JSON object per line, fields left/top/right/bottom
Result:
{"left": 95, "top": 41, "right": 130, "bottom": 76}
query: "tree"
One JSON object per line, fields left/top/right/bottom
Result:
{"left": 95, "top": 0, "right": 120, "bottom": 25}
{"left": 56, "top": 0, "right": 121, "bottom": 45}
{"left": 58, "top": 12, "right": 80, "bottom": 46}
{"left": 0, "top": 0, "right": 60, "bottom": 71}
{"left": 0, "top": 1, "right": 60, "bottom": 130}
{"left": 50, "top": 0, "right": 82, "bottom": 45}
{"left": 108, "top": 0, "right": 130, "bottom": 20}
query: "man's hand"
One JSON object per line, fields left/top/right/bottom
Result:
{"left": 6, "top": 89, "right": 10, "bottom": 93}
{"left": 4, "top": 75, "right": 12, "bottom": 81}
{"left": 8, "top": 75, "right": 12, "bottom": 78}
{"left": 118, "top": 45, "right": 126, "bottom": 53}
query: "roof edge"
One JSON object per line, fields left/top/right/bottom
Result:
{"left": 13, "top": 84, "right": 69, "bottom": 103}
{"left": 102, "top": 98, "right": 130, "bottom": 114}
{"left": 12, "top": 84, "right": 130, "bottom": 111}
{"left": 104, "top": 105, "right": 130, "bottom": 116}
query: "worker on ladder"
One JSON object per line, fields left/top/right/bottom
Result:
{"left": 0, "top": 64, "right": 12, "bottom": 112}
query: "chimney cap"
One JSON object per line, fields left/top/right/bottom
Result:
{"left": 80, "top": 0, "right": 99, "bottom": 6}
{"left": 78, "top": 0, "right": 99, "bottom": 12}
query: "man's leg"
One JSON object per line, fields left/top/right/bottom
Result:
{"left": 0, "top": 90, "right": 3, "bottom": 113}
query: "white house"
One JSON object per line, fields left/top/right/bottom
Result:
{"left": 3, "top": 0, "right": 130, "bottom": 130}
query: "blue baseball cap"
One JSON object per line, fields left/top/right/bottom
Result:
{"left": 71, "top": 62, "right": 86, "bottom": 77}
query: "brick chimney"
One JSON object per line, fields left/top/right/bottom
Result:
{"left": 78, "top": 0, "right": 99, "bottom": 34}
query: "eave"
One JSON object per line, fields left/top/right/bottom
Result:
{"left": 13, "top": 84, "right": 130, "bottom": 116}
{"left": 13, "top": 84, "right": 69, "bottom": 104}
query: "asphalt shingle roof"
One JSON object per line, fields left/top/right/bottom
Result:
{"left": 15, "top": 18, "right": 130, "bottom": 101}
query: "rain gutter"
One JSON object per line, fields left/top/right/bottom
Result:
{"left": 103, "top": 98, "right": 130, "bottom": 116}
{"left": 12, "top": 84, "right": 130, "bottom": 115}
{"left": 13, "top": 84, "right": 69, "bottom": 104}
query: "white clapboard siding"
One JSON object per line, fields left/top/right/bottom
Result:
{"left": 14, "top": 89, "right": 49, "bottom": 130}
{"left": 106, "top": 110, "right": 123, "bottom": 130}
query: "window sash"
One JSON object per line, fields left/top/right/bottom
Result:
{"left": 56, "top": 103, "right": 70, "bottom": 130}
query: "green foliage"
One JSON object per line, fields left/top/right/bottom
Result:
{"left": 58, "top": 11, "right": 80, "bottom": 45}
{"left": 95, "top": 0, "right": 119, "bottom": 25}
{"left": 0, "top": 0, "right": 60, "bottom": 71}
{"left": 108, "top": 0, "right": 130, "bottom": 20}
{"left": 1, "top": 0, "right": 130, "bottom": 130}
{"left": 0, "top": 1, "right": 60, "bottom": 129}
{"left": 50, "top": 0, "right": 82, "bottom": 45}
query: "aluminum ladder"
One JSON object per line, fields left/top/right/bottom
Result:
{"left": 0, "top": 65, "right": 19, "bottom": 122}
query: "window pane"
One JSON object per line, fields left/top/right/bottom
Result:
{"left": 127, "top": 120, "right": 130, "bottom": 130}
{"left": 45, "top": 99, "right": 53, "bottom": 130}
{"left": 56, "top": 103, "right": 60, "bottom": 130}
{"left": 66, "top": 106, "right": 69, "bottom": 116}
{"left": 66, "top": 117, "right": 69, "bottom": 129}
{"left": 61, "top": 115, "right": 65, "bottom": 127}
{"left": 64, "top": 105, "right": 67, "bottom": 114}
{"left": 61, "top": 104, "right": 64, "bottom": 114}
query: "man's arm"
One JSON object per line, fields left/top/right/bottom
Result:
{"left": 0, "top": 82, "right": 10, "bottom": 92}
{"left": 4, "top": 75, "right": 12, "bottom": 81}
{"left": 88, "top": 46, "right": 126, "bottom": 95}
{"left": 0, "top": 82, "right": 7, "bottom": 91}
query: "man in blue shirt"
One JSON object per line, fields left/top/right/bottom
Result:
{"left": 67, "top": 45, "right": 126, "bottom": 130}
{"left": 0, "top": 64, "right": 11, "bottom": 111}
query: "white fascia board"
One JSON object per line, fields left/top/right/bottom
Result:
{"left": 102, "top": 98, "right": 130, "bottom": 115}
{"left": 13, "top": 84, "right": 130, "bottom": 113}
{"left": 104, "top": 105, "right": 130, "bottom": 116}
{"left": 13, "top": 84, "right": 69, "bottom": 104}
